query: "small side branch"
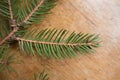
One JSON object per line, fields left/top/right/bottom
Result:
{"left": 8, "top": 0, "right": 16, "bottom": 28}
{"left": 0, "top": 60, "right": 7, "bottom": 65}
{"left": 0, "top": 27, "right": 19, "bottom": 46}
{"left": 17, "top": 0, "right": 45, "bottom": 27}
{"left": 8, "top": 0, "right": 13, "bottom": 20}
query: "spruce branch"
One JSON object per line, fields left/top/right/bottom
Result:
{"left": 16, "top": 28, "right": 101, "bottom": 58}
{"left": 34, "top": 70, "right": 49, "bottom": 80}
{"left": 17, "top": 0, "right": 45, "bottom": 27}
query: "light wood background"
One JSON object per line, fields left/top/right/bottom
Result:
{"left": 1, "top": 0, "right": 120, "bottom": 80}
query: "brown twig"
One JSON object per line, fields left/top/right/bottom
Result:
{"left": 16, "top": 37, "right": 97, "bottom": 46}
{"left": 0, "top": 27, "right": 19, "bottom": 46}
{"left": 0, "top": 60, "right": 7, "bottom": 64}
{"left": 8, "top": 0, "right": 16, "bottom": 28}
{"left": 8, "top": 0, "right": 13, "bottom": 20}
{"left": 17, "top": 0, "right": 45, "bottom": 27}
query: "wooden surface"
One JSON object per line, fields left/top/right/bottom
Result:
{"left": 1, "top": 0, "right": 120, "bottom": 80}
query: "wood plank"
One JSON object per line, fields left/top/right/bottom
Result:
{"left": 1, "top": 0, "right": 120, "bottom": 80}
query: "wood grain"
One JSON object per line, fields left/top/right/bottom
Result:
{"left": 1, "top": 0, "right": 120, "bottom": 80}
